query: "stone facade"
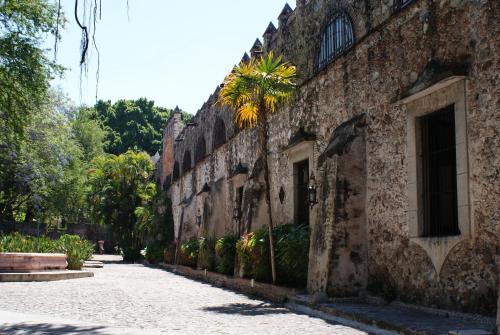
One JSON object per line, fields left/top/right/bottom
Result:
{"left": 159, "top": 0, "right": 499, "bottom": 317}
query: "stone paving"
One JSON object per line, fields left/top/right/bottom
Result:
{"left": 0, "top": 260, "right": 389, "bottom": 335}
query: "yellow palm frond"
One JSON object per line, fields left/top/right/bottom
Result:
{"left": 219, "top": 51, "right": 296, "bottom": 129}
{"left": 235, "top": 102, "right": 259, "bottom": 128}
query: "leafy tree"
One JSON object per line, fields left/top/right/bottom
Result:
{"left": 70, "top": 107, "right": 106, "bottom": 162}
{"left": 89, "top": 98, "right": 189, "bottom": 155}
{"left": 0, "top": 91, "right": 90, "bottom": 226}
{"left": 87, "top": 151, "right": 156, "bottom": 261}
{"left": 218, "top": 52, "right": 296, "bottom": 284}
{"left": 0, "top": 0, "right": 63, "bottom": 136}
{"left": 0, "top": 0, "right": 65, "bottom": 225}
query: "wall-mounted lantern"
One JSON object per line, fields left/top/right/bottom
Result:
{"left": 232, "top": 205, "right": 241, "bottom": 221}
{"left": 308, "top": 174, "right": 318, "bottom": 207}
{"left": 196, "top": 210, "right": 202, "bottom": 227}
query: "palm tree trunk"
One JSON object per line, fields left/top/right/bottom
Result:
{"left": 258, "top": 113, "right": 277, "bottom": 285}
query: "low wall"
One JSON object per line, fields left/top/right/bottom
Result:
{"left": 0, "top": 253, "right": 67, "bottom": 272}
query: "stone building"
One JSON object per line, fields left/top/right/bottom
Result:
{"left": 159, "top": 0, "right": 499, "bottom": 318}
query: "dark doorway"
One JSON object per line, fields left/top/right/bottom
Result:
{"left": 236, "top": 186, "right": 244, "bottom": 236}
{"left": 294, "top": 159, "right": 310, "bottom": 226}
{"left": 420, "top": 104, "right": 459, "bottom": 237}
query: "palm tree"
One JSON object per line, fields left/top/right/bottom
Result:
{"left": 218, "top": 52, "right": 296, "bottom": 284}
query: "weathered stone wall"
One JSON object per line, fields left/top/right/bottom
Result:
{"left": 161, "top": 0, "right": 499, "bottom": 316}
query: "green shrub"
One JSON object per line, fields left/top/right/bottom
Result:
{"left": 0, "top": 233, "right": 94, "bottom": 270}
{"left": 144, "top": 241, "right": 165, "bottom": 264}
{"left": 235, "top": 228, "right": 271, "bottom": 282}
{"left": 198, "top": 235, "right": 216, "bottom": 271}
{"left": 215, "top": 234, "right": 237, "bottom": 275}
{"left": 274, "top": 224, "right": 310, "bottom": 287}
{"left": 179, "top": 239, "right": 199, "bottom": 267}
{"left": 235, "top": 224, "right": 310, "bottom": 287}
{"left": 56, "top": 235, "right": 95, "bottom": 270}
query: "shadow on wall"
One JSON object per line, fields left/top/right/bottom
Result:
{"left": 201, "top": 302, "right": 291, "bottom": 316}
{"left": 0, "top": 323, "right": 106, "bottom": 335}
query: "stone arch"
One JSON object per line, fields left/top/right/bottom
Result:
{"left": 173, "top": 162, "right": 180, "bottom": 181}
{"left": 182, "top": 150, "right": 192, "bottom": 173}
{"left": 212, "top": 118, "right": 226, "bottom": 150}
{"left": 194, "top": 136, "right": 207, "bottom": 163}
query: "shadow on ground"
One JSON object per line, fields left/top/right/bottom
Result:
{"left": 201, "top": 302, "right": 292, "bottom": 316}
{"left": 0, "top": 323, "right": 107, "bottom": 335}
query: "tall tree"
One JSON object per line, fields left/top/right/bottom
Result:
{"left": 0, "top": 0, "right": 63, "bottom": 225}
{"left": 218, "top": 52, "right": 296, "bottom": 284}
{"left": 87, "top": 151, "right": 156, "bottom": 261}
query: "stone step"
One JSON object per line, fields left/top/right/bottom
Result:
{"left": 0, "top": 270, "right": 94, "bottom": 282}
{"left": 83, "top": 260, "right": 104, "bottom": 268}
{"left": 287, "top": 294, "right": 495, "bottom": 335}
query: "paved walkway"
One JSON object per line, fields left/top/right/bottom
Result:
{"left": 0, "top": 259, "right": 390, "bottom": 335}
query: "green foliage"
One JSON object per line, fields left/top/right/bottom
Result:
{"left": 0, "top": 233, "right": 94, "bottom": 270}
{"left": 57, "top": 234, "right": 94, "bottom": 270}
{"left": 0, "top": 232, "right": 54, "bottom": 253}
{"left": 136, "top": 190, "right": 175, "bottom": 262}
{"left": 0, "top": 91, "right": 99, "bottom": 226}
{"left": 218, "top": 51, "right": 296, "bottom": 129}
{"left": 236, "top": 228, "right": 271, "bottom": 282}
{"left": 0, "top": 0, "right": 71, "bottom": 225}
{"left": 198, "top": 234, "right": 216, "bottom": 271}
{"left": 144, "top": 241, "right": 164, "bottom": 264}
{"left": 179, "top": 239, "right": 199, "bottom": 267}
{"left": 215, "top": 234, "right": 238, "bottom": 275}
{"left": 236, "top": 225, "right": 310, "bottom": 287}
{"left": 88, "top": 99, "right": 190, "bottom": 155}
{"left": 274, "top": 224, "right": 310, "bottom": 287}
{"left": 87, "top": 151, "right": 155, "bottom": 261}
{"left": 0, "top": 0, "right": 63, "bottom": 136}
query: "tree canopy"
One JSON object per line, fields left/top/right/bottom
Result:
{"left": 87, "top": 99, "right": 190, "bottom": 156}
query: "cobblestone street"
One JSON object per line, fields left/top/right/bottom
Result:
{"left": 0, "top": 262, "right": 389, "bottom": 334}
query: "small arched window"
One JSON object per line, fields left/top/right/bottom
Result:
{"left": 317, "top": 11, "right": 354, "bottom": 70}
{"left": 182, "top": 151, "right": 192, "bottom": 173}
{"left": 195, "top": 137, "right": 207, "bottom": 163}
{"left": 173, "top": 162, "right": 180, "bottom": 181}
{"left": 213, "top": 118, "right": 226, "bottom": 150}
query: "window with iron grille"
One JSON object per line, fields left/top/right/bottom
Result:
{"left": 394, "top": 0, "right": 414, "bottom": 10}
{"left": 419, "top": 105, "right": 460, "bottom": 237}
{"left": 317, "top": 11, "right": 354, "bottom": 70}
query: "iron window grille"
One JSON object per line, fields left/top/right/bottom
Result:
{"left": 394, "top": 0, "right": 414, "bottom": 10}
{"left": 317, "top": 11, "right": 354, "bottom": 71}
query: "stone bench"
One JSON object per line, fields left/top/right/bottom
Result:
{"left": 0, "top": 253, "right": 67, "bottom": 272}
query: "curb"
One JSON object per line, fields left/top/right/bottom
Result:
{"left": 0, "top": 270, "right": 94, "bottom": 282}
{"left": 156, "top": 263, "right": 296, "bottom": 304}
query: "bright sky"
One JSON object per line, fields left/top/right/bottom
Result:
{"left": 50, "top": 0, "right": 295, "bottom": 115}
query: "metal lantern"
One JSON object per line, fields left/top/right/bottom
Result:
{"left": 308, "top": 174, "right": 318, "bottom": 207}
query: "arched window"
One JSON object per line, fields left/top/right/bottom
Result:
{"left": 317, "top": 11, "right": 354, "bottom": 70}
{"left": 182, "top": 151, "right": 192, "bottom": 173}
{"left": 195, "top": 137, "right": 207, "bottom": 163}
{"left": 173, "top": 162, "right": 180, "bottom": 181}
{"left": 212, "top": 118, "right": 226, "bottom": 149}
